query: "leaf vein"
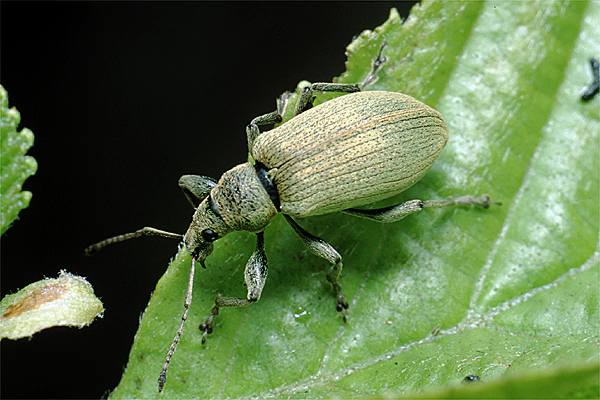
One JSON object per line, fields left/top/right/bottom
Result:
{"left": 245, "top": 245, "right": 597, "bottom": 399}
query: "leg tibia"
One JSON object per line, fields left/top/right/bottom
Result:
{"left": 284, "top": 215, "right": 349, "bottom": 319}
{"left": 295, "top": 82, "right": 360, "bottom": 116}
{"left": 200, "top": 294, "right": 253, "bottom": 343}
{"left": 200, "top": 233, "right": 266, "bottom": 341}
{"left": 344, "top": 195, "right": 495, "bottom": 223}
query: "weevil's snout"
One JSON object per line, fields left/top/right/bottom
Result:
{"left": 184, "top": 192, "right": 231, "bottom": 265}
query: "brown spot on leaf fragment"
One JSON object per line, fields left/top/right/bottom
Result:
{"left": 2, "top": 282, "right": 67, "bottom": 318}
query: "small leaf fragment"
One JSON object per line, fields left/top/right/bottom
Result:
{"left": 0, "top": 271, "right": 104, "bottom": 340}
{"left": 0, "top": 84, "right": 38, "bottom": 235}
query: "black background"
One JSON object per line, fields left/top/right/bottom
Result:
{"left": 1, "top": 2, "right": 417, "bottom": 398}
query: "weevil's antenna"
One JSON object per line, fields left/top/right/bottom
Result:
{"left": 85, "top": 227, "right": 183, "bottom": 255}
{"left": 158, "top": 256, "right": 196, "bottom": 392}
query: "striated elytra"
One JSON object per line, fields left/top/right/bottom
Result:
{"left": 86, "top": 83, "right": 494, "bottom": 392}
{"left": 252, "top": 91, "right": 448, "bottom": 217}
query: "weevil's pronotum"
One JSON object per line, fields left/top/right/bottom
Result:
{"left": 87, "top": 79, "right": 495, "bottom": 391}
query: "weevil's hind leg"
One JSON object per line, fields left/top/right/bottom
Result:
{"left": 85, "top": 227, "right": 183, "bottom": 255}
{"left": 295, "top": 83, "right": 361, "bottom": 116}
{"left": 344, "top": 195, "right": 498, "bottom": 223}
{"left": 200, "top": 232, "right": 268, "bottom": 342}
{"left": 178, "top": 175, "right": 217, "bottom": 208}
{"left": 158, "top": 257, "right": 197, "bottom": 392}
{"left": 283, "top": 215, "right": 349, "bottom": 321}
{"left": 246, "top": 111, "right": 283, "bottom": 153}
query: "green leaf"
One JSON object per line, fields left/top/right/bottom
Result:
{"left": 0, "top": 85, "right": 38, "bottom": 235}
{"left": 396, "top": 363, "right": 599, "bottom": 399}
{"left": 112, "top": 1, "right": 599, "bottom": 398}
{"left": 0, "top": 271, "right": 104, "bottom": 340}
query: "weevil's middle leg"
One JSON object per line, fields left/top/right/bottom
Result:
{"left": 295, "top": 82, "right": 361, "bottom": 116}
{"left": 247, "top": 82, "right": 360, "bottom": 151}
{"left": 178, "top": 175, "right": 217, "bottom": 208}
{"left": 200, "top": 232, "right": 267, "bottom": 342}
{"left": 283, "top": 215, "right": 349, "bottom": 321}
{"left": 344, "top": 195, "right": 498, "bottom": 223}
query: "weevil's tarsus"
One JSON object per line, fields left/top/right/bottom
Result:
{"left": 294, "top": 82, "right": 361, "bottom": 116}
{"left": 423, "top": 195, "right": 500, "bottom": 209}
{"left": 277, "top": 91, "right": 293, "bottom": 116}
{"left": 200, "top": 294, "right": 252, "bottom": 344}
{"left": 158, "top": 257, "right": 197, "bottom": 392}
{"left": 283, "top": 215, "right": 349, "bottom": 321}
{"left": 84, "top": 227, "right": 182, "bottom": 255}
{"left": 199, "top": 232, "right": 266, "bottom": 342}
{"left": 344, "top": 195, "right": 496, "bottom": 223}
{"left": 246, "top": 111, "right": 283, "bottom": 154}
{"left": 178, "top": 175, "right": 217, "bottom": 208}
{"left": 361, "top": 41, "right": 388, "bottom": 89}
{"left": 581, "top": 57, "right": 599, "bottom": 102}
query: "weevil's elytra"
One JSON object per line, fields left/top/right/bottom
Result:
{"left": 252, "top": 91, "right": 448, "bottom": 216}
{"left": 86, "top": 81, "right": 496, "bottom": 392}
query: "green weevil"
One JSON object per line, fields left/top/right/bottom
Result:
{"left": 86, "top": 81, "right": 494, "bottom": 391}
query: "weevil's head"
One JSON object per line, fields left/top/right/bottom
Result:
{"left": 184, "top": 163, "right": 278, "bottom": 264}
{"left": 184, "top": 194, "right": 231, "bottom": 265}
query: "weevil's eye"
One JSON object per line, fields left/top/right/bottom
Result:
{"left": 201, "top": 228, "right": 219, "bottom": 242}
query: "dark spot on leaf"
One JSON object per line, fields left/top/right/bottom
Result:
{"left": 463, "top": 374, "right": 481, "bottom": 383}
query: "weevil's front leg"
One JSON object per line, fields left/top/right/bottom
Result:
{"left": 246, "top": 111, "right": 282, "bottom": 152}
{"left": 344, "top": 195, "right": 497, "bottom": 223}
{"left": 295, "top": 82, "right": 361, "bottom": 116}
{"left": 178, "top": 175, "right": 217, "bottom": 208}
{"left": 283, "top": 215, "right": 349, "bottom": 320}
{"left": 200, "top": 232, "right": 267, "bottom": 342}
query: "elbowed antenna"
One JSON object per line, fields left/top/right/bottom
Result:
{"left": 158, "top": 257, "right": 197, "bottom": 392}
{"left": 84, "top": 227, "right": 183, "bottom": 255}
